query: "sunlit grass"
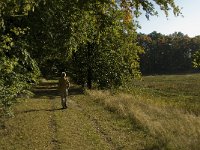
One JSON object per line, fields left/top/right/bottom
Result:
{"left": 1, "top": 75, "right": 200, "bottom": 150}
{"left": 126, "top": 73, "right": 200, "bottom": 114}
{"left": 87, "top": 90, "right": 200, "bottom": 149}
{"left": 0, "top": 80, "right": 159, "bottom": 150}
{"left": 0, "top": 98, "right": 54, "bottom": 150}
{"left": 87, "top": 73, "right": 200, "bottom": 149}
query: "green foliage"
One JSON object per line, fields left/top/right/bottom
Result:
{"left": 118, "top": 0, "right": 181, "bottom": 20}
{"left": 192, "top": 36, "right": 200, "bottom": 68}
{"left": 0, "top": 0, "right": 182, "bottom": 114}
{"left": 0, "top": 0, "right": 40, "bottom": 116}
{"left": 193, "top": 50, "right": 200, "bottom": 68}
{"left": 137, "top": 31, "right": 199, "bottom": 74}
{"left": 70, "top": 6, "right": 143, "bottom": 88}
{"left": 26, "top": 0, "right": 143, "bottom": 87}
{"left": 0, "top": 32, "right": 40, "bottom": 115}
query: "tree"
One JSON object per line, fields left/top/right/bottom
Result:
{"left": 0, "top": 0, "right": 182, "bottom": 114}
{"left": 70, "top": 10, "right": 142, "bottom": 88}
{"left": 26, "top": 0, "right": 181, "bottom": 87}
{"left": 193, "top": 51, "right": 200, "bottom": 68}
{"left": 25, "top": 0, "right": 143, "bottom": 88}
{"left": 137, "top": 31, "right": 198, "bottom": 74}
{"left": 0, "top": 1, "right": 40, "bottom": 115}
{"left": 191, "top": 36, "right": 200, "bottom": 69}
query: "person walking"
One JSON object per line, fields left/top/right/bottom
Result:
{"left": 58, "top": 72, "right": 70, "bottom": 109}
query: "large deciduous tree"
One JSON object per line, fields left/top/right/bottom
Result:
{"left": 26, "top": 0, "right": 181, "bottom": 88}
{"left": 0, "top": 0, "right": 40, "bottom": 115}
{"left": 0, "top": 0, "right": 182, "bottom": 114}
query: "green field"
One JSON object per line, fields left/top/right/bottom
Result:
{"left": 0, "top": 74, "right": 200, "bottom": 150}
{"left": 128, "top": 73, "right": 200, "bottom": 114}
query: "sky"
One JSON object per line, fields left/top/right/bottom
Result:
{"left": 136, "top": 0, "right": 200, "bottom": 37}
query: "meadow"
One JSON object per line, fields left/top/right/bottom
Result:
{"left": 0, "top": 74, "right": 200, "bottom": 149}
{"left": 88, "top": 73, "right": 200, "bottom": 149}
{"left": 128, "top": 73, "right": 200, "bottom": 114}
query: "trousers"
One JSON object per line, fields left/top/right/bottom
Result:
{"left": 60, "top": 89, "right": 68, "bottom": 108}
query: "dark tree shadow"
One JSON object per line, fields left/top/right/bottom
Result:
{"left": 32, "top": 81, "right": 84, "bottom": 99}
{"left": 33, "top": 89, "right": 59, "bottom": 99}
{"left": 69, "top": 86, "right": 84, "bottom": 96}
{"left": 26, "top": 80, "right": 84, "bottom": 112}
{"left": 20, "top": 108, "right": 64, "bottom": 114}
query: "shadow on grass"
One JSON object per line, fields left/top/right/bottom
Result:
{"left": 32, "top": 81, "right": 84, "bottom": 99}
{"left": 24, "top": 81, "right": 84, "bottom": 113}
{"left": 20, "top": 108, "right": 65, "bottom": 114}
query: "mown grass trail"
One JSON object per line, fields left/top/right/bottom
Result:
{"left": 0, "top": 80, "right": 157, "bottom": 150}
{"left": 1, "top": 74, "right": 200, "bottom": 150}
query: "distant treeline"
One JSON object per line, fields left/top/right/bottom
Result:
{"left": 137, "top": 31, "right": 200, "bottom": 74}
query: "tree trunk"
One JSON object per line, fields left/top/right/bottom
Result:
{"left": 87, "top": 43, "right": 92, "bottom": 89}
{"left": 87, "top": 67, "right": 92, "bottom": 89}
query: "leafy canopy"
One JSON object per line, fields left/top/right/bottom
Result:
{"left": 0, "top": 0, "right": 181, "bottom": 114}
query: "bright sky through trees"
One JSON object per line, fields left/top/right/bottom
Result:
{"left": 137, "top": 0, "right": 200, "bottom": 37}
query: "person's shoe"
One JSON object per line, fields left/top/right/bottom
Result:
{"left": 63, "top": 106, "right": 67, "bottom": 109}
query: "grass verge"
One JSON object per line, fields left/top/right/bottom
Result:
{"left": 86, "top": 73, "right": 200, "bottom": 149}
{"left": 1, "top": 75, "right": 200, "bottom": 150}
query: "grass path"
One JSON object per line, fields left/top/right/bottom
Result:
{"left": 0, "top": 81, "right": 156, "bottom": 150}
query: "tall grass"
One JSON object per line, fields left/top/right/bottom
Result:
{"left": 87, "top": 74, "right": 200, "bottom": 149}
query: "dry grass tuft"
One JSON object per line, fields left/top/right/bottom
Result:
{"left": 87, "top": 90, "right": 200, "bottom": 149}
